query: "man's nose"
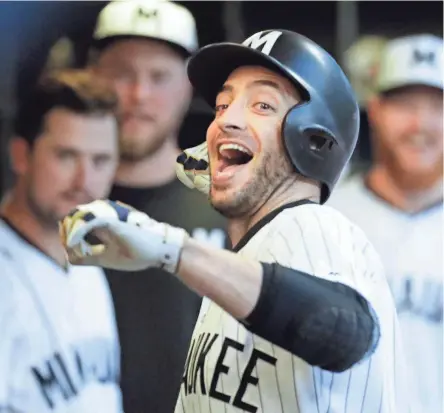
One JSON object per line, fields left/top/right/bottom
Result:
{"left": 129, "top": 80, "right": 151, "bottom": 104}
{"left": 216, "top": 100, "right": 247, "bottom": 134}
{"left": 72, "top": 160, "right": 95, "bottom": 192}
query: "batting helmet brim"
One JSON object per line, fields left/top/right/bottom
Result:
{"left": 187, "top": 43, "right": 309, "bottom": 109}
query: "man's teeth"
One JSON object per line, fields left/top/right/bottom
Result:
{"left": 218, "top": 143, "right": 252, "bottom": 157}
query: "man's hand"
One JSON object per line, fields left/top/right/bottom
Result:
{"left": 176, "top": 142, "right": 210, "bottom": 195}
{"left": 59, "top": 200, "right": 188, "bottom": 272}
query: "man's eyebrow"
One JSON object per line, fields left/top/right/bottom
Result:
{"left": 218, "top": 84, "right": 233, "bottom": 95}
{"left": 218, "top": 79, "right": 283, "bottom": 96}
{"left": 248, "top": 79, "right": 282, "bottom": 92}
{"left": 249, "top": 79, "right": 301, "bottom": 103}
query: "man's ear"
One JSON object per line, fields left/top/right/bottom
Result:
{"left": 9, "top": 137, "right": 31, "bottom": 176}
{"left": 366, "top": 95, "right": 382, "bottom": 129}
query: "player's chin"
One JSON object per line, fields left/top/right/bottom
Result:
{"left": 210, "top": 174, "right": 253, "bottom": 213}
{"left": 209, "top": 190, "right": 246, "bottom": 218}
{"left": 210, "top": 184, "right": 237, "bottom": 200}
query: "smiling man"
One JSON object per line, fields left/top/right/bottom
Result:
{"left": 329, "top": 34, "right": 443, "bottom": 413}
{"left": 60, "top": 30, "right": 412, "bottom": 412}
{"left": 209, "top": 71, "right": 301, "bottom": 221}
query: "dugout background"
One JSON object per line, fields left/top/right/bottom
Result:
{"left": 0, "top": 0, "right": 442, "bottom": 196}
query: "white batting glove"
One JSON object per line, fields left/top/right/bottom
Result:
{"left": 176, "top": 142, "right": 210, "bottom": 195}
{"left": 59, "top": 200, "right": 188, "bottom": 273}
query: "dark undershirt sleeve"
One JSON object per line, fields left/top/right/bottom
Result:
{"left": 241, "top": 262, "right": 380, "bottom": 372}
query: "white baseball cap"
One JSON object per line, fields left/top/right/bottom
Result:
{"left": 344, "top": 35, "right": 388, "bottom": 107}
{"left": 376, "top": 34, "right": 443, "bottom": 93}
{"left": 93, "top": 0, "right": 198, "bottom": 56}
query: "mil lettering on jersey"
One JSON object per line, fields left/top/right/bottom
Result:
{"left": 243, "top": 31, "right": 283, "bottom": 56}
{"left": 181, "top": 332, "right": 277, "bottom": 413}
{"left": 31, "top": 337, "right": 119, "bottom": 409}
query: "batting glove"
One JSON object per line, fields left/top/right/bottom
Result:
{"left": 59, "top": 200, "right": 188, "bottom": 273}
{"left": 176, "top": 142, "right": 210, "bottom": 195}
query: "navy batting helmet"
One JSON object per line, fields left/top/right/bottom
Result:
{"left": 187, "top": 29, "right": 360, "bottom": 203}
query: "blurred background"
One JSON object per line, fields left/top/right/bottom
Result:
{"left": 0, "top": 0, "right": 442, "bottom": 195}
{"left": 0, "top": 3, "right": 442, "bottom": 413}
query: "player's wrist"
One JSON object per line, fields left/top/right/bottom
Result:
{"left": 161, "top": 224, "right": 189, "bottom": 274}
{"left": 144, "top": 222, "right": 189, "bottom": 274}
{"left": 174, "top": 236, "right": 201, "bottom": 282}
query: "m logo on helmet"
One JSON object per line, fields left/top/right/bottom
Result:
{"left": 243, "top": 31, "right": 283, "bottom": 56}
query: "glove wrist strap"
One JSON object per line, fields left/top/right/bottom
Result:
{"left": 159, "top": 226, "right": 188, "bottom": 274}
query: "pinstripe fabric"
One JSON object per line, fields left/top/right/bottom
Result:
{"left": 0, "top": 221, "right": 122, "bottom": 412}
{"left": 175, "top": 204, "right": 413, "bottom": 413}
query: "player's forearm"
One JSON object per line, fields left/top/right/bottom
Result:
{"left": 176, "top": 237, "right": 379, "bottom": 372}
{"left": 176, "top": 237, "right": 263, "bottom": 319}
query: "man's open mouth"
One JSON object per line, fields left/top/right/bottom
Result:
{"left": 217, "top": 143, "right": 254, "bottom": 173}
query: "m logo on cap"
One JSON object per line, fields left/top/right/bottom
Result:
{"left": 243, "top": 31, "right": 283, "bottom": 55}
{"left": 412, "top": 48, "right": 436, "bottom": 66}
{"left": 137, "top": 7, "right": 158, "bottom": 20}
{"left": 133, "top": 6, "right": 160, "bottom": 33}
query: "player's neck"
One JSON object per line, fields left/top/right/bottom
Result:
{"left": 228, "top": 176, "right": 321, "bottom": 247}
{"left": 114, "top": 137, "right": 181, "bottom": 188}
{"left": 367, "top": 165, "right": 443, "bottom": 213}
{"left": 0, "top": 190, "right": 68, "bottom": 267}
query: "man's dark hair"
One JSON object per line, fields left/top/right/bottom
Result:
{"left": 14, "top": 69, "right": 118, "bottom": 146}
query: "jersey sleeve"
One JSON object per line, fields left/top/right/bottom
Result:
{"left": 0, "top": 260, "right": 33, "bottom": 412}
{"left": 94, "top": 268, "right": 122, "bottom": 384}
{"left": 256, "top": 205, "right": 391, "bottom": 314}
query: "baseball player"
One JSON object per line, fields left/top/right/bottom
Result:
{"left": 0, "top": 71, "right": 122, "bottom": 413}
{"left": 60, "top": 30, "right": 412, "bottom": 412}
{"left": 329, "top": 34, "right": 443, "bottom": 413}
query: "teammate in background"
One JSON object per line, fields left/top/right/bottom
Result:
{"left": 61, "top": 30, "right": 412, "bottom": 412}
{"left": 89, "top": 1, "right": 227, "bottom": 412}
{"left": 329, "top": 34, "right": 443, "bottom": 413}
{"left": 0, "top": 70, "right": 121, "bottom": 412}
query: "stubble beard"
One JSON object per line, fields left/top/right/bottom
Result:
{"left": 26, "top": 182, "right": 60, "bottom": 230}
{"left": 119, "top": 129, "right": 169, "bottom": 162}
{"left": 210, "top": 151, "right": 293, "bottom": 219}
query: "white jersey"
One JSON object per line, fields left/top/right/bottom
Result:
{"left": 175, "top": 202, "right": 412, "bottom": 413}
{"left": 0, "top": 220, "right": 122, "bottom": 413}
{"left": 329, "top": 174, "right": 443, "bottom": 413}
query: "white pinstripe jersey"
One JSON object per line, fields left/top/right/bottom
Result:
{"left": 329, "top": 174, "right": 443, "bottom": 413}
{"left": 175, "top": 202, "right": 414, "bottom": 413}
{"left": 0, "top": 220, "right": 122, "bottom": 413}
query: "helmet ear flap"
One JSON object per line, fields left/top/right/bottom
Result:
{"left": 303, "top": 126, "right": 337, "bottom": 155}
{"left": 282, "top": 105, "right": 344, "bottom": 203}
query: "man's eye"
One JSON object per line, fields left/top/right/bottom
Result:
{"left": 57, "top": 151, "right": 75, "bottom": 160}
{"left": 152, "top": 71, "right": 170, "bottom": 84}
{"left": 254, "top": 102, "right": 275, "bottom": 111}
{"left": 215, "top": 104, "right": 229, "bottom": 112}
